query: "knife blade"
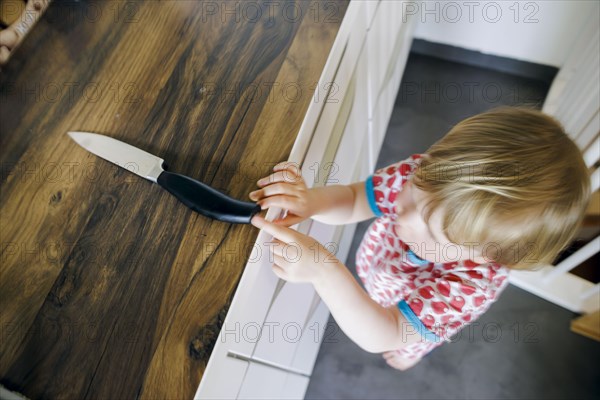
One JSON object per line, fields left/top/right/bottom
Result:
{"left": 68, "top": 131, "right": 261, "bottom": 224}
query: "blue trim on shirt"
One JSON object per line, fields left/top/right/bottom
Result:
{"left": 365, "top": 175, "right": 383, "bottom": 217}
{"left": 406, "top": 249, "right": 430, "bottom": 266}
{"left": 397, "top": 300, "right": 441, "bottom": 343}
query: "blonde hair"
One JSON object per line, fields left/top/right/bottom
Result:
{"left": 412, "top": 106, "right": 592, "bottom": 270}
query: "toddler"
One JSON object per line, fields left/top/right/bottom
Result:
{"left": 249, "top": 106, "right": 591, "bottom": 370}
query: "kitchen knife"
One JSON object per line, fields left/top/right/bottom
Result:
{"left": 68, "top": 131, "right": 261, "bottom": 224}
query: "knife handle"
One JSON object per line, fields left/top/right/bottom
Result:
{"left": 157, "top": 171, "right": 261, "bottom": 224}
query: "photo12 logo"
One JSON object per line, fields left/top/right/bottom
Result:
{"left": 402, "top": 1, "right": 540, "bottom": 24}
{"left": 199, "top": 1, "right": 342, "bottom": 24}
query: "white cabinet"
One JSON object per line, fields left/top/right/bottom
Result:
{"left": 237, "top": 363, "right": 310, "bottom": 400}
{"left": 195, "top": 1, "right": 417, "bottom": 398}
{"left": 367, "top": 0, "right": 417, "bottom": 171}
{"left": 252, "top": 282, "right": 319, "bottom": 369}
{"left": 194, "top": 355, "right": 250, "bottom": 400}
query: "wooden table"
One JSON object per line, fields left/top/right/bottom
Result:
{"left": 0, "top": 1, "right": 346, "bottom": 398}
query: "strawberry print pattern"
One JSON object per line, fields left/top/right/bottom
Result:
{"left": 355, "top": 154, "right": 510, "bottom": 359}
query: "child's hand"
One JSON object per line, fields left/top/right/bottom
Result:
{"left": 249, "top": 161, "right": 317, "bottom": 226}
{"left": 0, "top": 0, "right": 51, "bottom": 65}
{"left": 251, "top": 215, "right": 340, "bottom": 284}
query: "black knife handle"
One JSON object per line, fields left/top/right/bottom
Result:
{"left": 157, "top": 171, "right": 261, "bottom": 224}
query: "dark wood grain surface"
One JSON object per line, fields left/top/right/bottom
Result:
{"left": 0, "top": 1, "right": 347, "bottom": 398}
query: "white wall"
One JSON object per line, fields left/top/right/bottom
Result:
{"left": 410, "top": 0, "right": 598, "bottom": 67}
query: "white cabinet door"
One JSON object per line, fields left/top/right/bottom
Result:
{"left": 219, "top": 235, "right": 289, "bottom": 358}
{"left": 194, "top": 354, "right": 250, "bottom": 399}
{"left": 364, "top": 0, "right": 381, "bottom": 30}
{"left": 367, "top": 1, "right": 417, "bottom": 170}
{"left": 330, "top": 25, "right": 369, "bottom": 186}
{"left": 366, "top": 0, "right": 405, "bottom": 120}
{"left": 252, "top": 282, "right": 318, "bottom": 369}
{"left": 289, "top": 298, "right": 331, "bottom": 375}
{"left": 237, "top": 362, "right": 309, "bottom": 400}
{"left": 302, "top": 0, "right": 367, "bottom": 187}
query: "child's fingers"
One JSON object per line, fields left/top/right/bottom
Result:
{"left": 273, "top": 214, "right": 305, "bottom": 227}
{"left": 0, "top": 28, "right": 19, "bottom": 49}
{"left": 267, "top": 238, "right": 287, "bottom": 254}
{"left": 257, "top": 168, "right": 303, "bottom": 187}
{"left": 271, "top": 262, "right": 288, "bottom": 280}
{"left": 257, "top": 169, "right": 301, "bottom": 186}
{"left": 249, "top": 182, "right": 301, "bottom": 201}
{"left": 251, "top": 215, "right": 297, "bottom": 243}
{"left": 0, "top": 46, "right": 10, "bottom": 64}
{"left": 257, "top": 195, "right": 304, "bottom": 212}
{"left": 273, "top": 161, "right": 301, "bottom": 174}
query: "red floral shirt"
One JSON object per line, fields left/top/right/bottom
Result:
{"left": 355, "top": 154, "right": 510, "bottom": 358}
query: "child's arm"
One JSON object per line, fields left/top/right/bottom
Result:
{"left": 251, "top": 216, "right": 424, "bottom": 353}
{"left": 249, "top": 162, "right": 375, "bottom": 226}
{"left": 249, "top": 162, "right": 424, "bottom": 352}
{"left": 309, "top": 182, "right": 375, "bottom": 225}
{"left": 311, "top": 254, "right": 424, "bottom": 353}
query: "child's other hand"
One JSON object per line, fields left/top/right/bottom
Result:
{"left": 250, "top": 215, "right": 340, "bottom": 284}
{"left": 249, "top": 161, "right": 316, "bottom": 226}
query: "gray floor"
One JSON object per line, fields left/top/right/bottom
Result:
{"left": 304, "top": 52, "right": 600, "bottom": 399}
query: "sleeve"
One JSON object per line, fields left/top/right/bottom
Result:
{"left": 365, "top": 154, "right": 422, "bottom": 217}
{"left": 397, "top": 269, "right": 494, "bottom": 342}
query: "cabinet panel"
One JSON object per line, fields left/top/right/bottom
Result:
{"left": 194, "top": 354, "right": 249, "bottom": 399}
{"left": 252, "top": 282, "right": 317, "bottom": 369}
{"left": 289, "top": 299, "right": 330, "bottom": 375}
{"left": 219, "top": 232, "right": 288, "bottom": 357}
{"left": 370, "top": 9, "right": 417, "bottom": 162}
{"left": 287, "top": 0, "right": 365, "bottom": 168}
{"left": 364, "top": 0, "right": 381, "bottom": 29}
{"left": 329, "top": 33, "right": 369, "bottom": 186}
{"left": 356, "top": 127, "right": 372, "bottom": 181}
{"left": 238, "top": 362, "right": 309, "bottom": 400}
{"left": 338, "top": 221, "right": 359, "bottom": 261}
{"left": 367, "top": 5, "right": 417, "bottom": 170}
{"left": 238, "top": 362, "right": 288, "bottom": 399}
{"left": 281, "top": 373, "right": 310, "bottom": 400}
{"left": 252, "top": 210, "right": 358, "bottom": 374}
{"left": 366, "top": 0, "right": 408, "bottom": 120}
{"left": 302, "top": 0, "right": 367, "bottom": 186}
